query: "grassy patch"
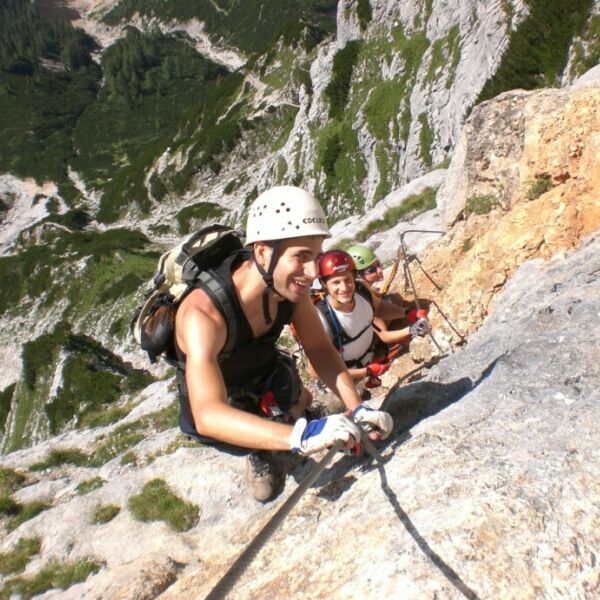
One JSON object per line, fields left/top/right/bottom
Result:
{"left": 91, "top": 504, "right": 120, "bottom": 525}
{"left": 87, "top": 431, "right": 145, "bottom": 468}
{"left": 120, "top": 452, "right": 137, "bottom": 466}
{"left": 176, "top": 202, "right": 228, "bottom": 235}
{"left": 418, "top": 112, "right": 434, "bottom": 167}
{"left": 0, "top": 384, "right": 16, "bottom": 434}
{"left": 0, "top": 495, "right": 20, "bottom": 516}
{"left": 374, "top": 144, "right": 391, "bottom": 202}
{"left": 324, "top": 40, "right": 361, "bottom": 119}
{"left": 0, "top": 537, "right": 41, "bottom": 575}
{"left": 314, "top": 121, "right": 367, "bottom": 212}
{"left": 128, "top": 478, "right": 199, "bottom": 532}
{"left": 356, "top": 0, "right": 373, "bottom": 31}
{"left": 76, "top": 477, "right": 105, "bottom": 495}
{"left": 6, "top": 501, "right": 51, "bottom": 532}
{"left": 78, "top": 404, "right": 133, "bottom": 429}
{"left": 570, "top": 15, "right": 600, "bottom": 78}
{"left": 526, "top": 173, "right": 553, "bottom": 201}
{"left": 30, "top": 448, "right": 88, "bottom": 471}
{"left": 464, "top": 194, "right": 498, "bottom": 216}
{"left": 355, "top": 187, "right": 438, "bottom": 241}
{"left": 364, "top": 80, "right": 405, "bottom": 142}
{"left": 426, "top": 25, "right": 461, "bottom": 88}
{"left": 8, "top": 322, "right": 155, "bottom": 448}
{"left": 0, "top": 227, "right": 154, "bottom": 318}
{"left": 87, "top": 401, "right": 178, "bottom": 467}
{"left": 477, "top": 0, "right": 592, "bottom": 102}
{"left": 332, "top": 238, "right": 355, "bottom": 251}
{"left": 1, "top": 558, "right": 101, "bottom": 598}
{"left": 462, "top": 238, "right": 473, "bottom": 253}
{"left": 161, "top": 436, "right": 201, "bottom": 456}
{"left": 0, "top": 468, "right": 26, "bottom": 496}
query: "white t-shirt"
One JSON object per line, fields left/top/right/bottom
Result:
{"left": 318, "top": 293, "right": 374, "bottom": 366}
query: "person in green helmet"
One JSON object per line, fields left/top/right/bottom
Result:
{"left": 347, "top": 245, "right": 384, "bottom": 290}
{"left": 346, "top": 244, "right": 430, "bottom": 358}
{"left": 347, "top": 244, "right": 405, "bottom": 331}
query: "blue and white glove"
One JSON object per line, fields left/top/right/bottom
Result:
{"left": 290, "top": 415, "right": 361, "bottom": 456}
{"left": 351, "top": 404, "right": 393, "bottom": 439}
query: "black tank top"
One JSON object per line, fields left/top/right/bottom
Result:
{"left": 175, "top": 250, "right": 294, "bottom": 389}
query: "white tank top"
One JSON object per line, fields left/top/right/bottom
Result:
{"left": 318, "top": 293, "right": 374, "bottom": 366}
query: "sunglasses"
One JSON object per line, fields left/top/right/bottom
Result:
{"left": 364, "top": 262, "right": 381, "bottom": 274}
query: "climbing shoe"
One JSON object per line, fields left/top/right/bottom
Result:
{"left": 245, "top": 451, "right": 279, "bottom": 503}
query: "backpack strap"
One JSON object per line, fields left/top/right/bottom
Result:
{"left": 355, "top": 281, "right": 374, "bottom": 309}
{"left": 195, "top": 269, "right": 238, "bottom": 358}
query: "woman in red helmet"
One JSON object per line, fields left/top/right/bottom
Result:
{"left": 315, "top": 250, "right": 429, "bottom": 384}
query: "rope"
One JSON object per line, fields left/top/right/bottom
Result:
{"left": 204, "top": 442, "right": 343, "bottom": 600}
{"left": 398, "top": 230, "right": 466, "bottom": 353}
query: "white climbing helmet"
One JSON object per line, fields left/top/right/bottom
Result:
{"left": 245, "top": 186, "right": 331, "bottom": 244}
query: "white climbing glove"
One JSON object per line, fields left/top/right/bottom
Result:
{"left": 351, "top": 404, "right": 393, "bottom": 439}
{"left": 290, "top": 415, "right": 361, "bottom": 456}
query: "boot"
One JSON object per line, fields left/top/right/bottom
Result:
{"left": 245, "top": 451, "right": 279, "bottom": 502}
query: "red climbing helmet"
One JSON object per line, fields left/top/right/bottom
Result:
{"left": 318, "top": 250, "right": 356, "bottom": 279}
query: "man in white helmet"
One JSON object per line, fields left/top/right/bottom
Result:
{"left": 174, "top": 186, "right": 394, "bottom": 502}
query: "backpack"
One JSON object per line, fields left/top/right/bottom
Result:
{"left": 130, "top": 224, "right": 244, "bottom": 365}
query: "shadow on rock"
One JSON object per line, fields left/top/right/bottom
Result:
{"left": 377, "top": 466, "right": 480, "bottom": 599}
{"left": 386, "top": 352, "right": 505, "bottom": 435}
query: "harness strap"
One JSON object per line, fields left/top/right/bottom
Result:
{"left": 322, "top": 297, "right": 372, "bottom": 349}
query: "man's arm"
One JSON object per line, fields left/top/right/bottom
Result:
{"left": 292, "top": 296, "right": 362, "bottom": 412}
{"left": 176, "top": 291, "right": 294, "bottom": 451}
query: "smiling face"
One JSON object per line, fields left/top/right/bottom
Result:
{"left": 267, "top": 236, "right": 323, "bottom": 303}
{"left": 323, "top": 271, "right": 356, "bottom": 309}
{"left": 361, "top": 262, "right": 384, "bottom": 284}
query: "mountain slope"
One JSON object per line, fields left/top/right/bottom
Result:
{"left": 0, "top": 71, "right": 598, "bottom": 598}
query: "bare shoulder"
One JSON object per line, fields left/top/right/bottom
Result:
{"left": 175, "top": 288, "right": 227, "bottom": 357}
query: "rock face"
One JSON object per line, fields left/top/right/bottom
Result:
{"left": 167, "top": 230, "right": 600, "bottom": 599}
{"left": 409, "top": 73, "right": 600, "bottom": 340}
{"left": 5, "top": 229, "right": 595, "bottom": 599}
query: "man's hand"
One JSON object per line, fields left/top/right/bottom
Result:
{"left": 366, "top": 362, "right": 390, "bottom": 377}
{"left": 351, "top": 404, "right": 393, "bottom": 439}
{"left": 290, "top": 415, "right": 361, "bottom": 455}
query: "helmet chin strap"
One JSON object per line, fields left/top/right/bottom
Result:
{"left": 253, "top": 240, "right": 282, "bottom": 325}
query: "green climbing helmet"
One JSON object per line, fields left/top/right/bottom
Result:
{"left": 346, "top": 244, "right": 378, "bottom": 271}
